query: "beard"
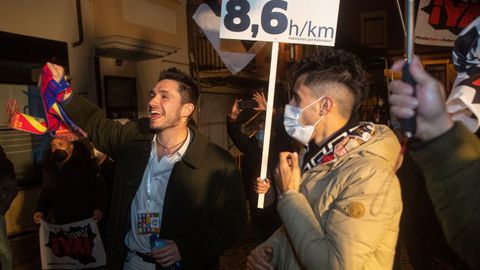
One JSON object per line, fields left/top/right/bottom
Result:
{"left": 149, "top": 110, "right": 182, "bottom": 132}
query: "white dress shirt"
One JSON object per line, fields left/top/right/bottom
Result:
{"left": 124, "top": 129, "right": 191, "bottom": 253}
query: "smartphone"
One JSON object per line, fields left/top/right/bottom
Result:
{"left": 238, "top": 99, "right": 258, "bottom": 110}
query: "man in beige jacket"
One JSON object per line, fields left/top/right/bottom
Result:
{"left": 247, "top": 49, "right": 402, "bottom": 270}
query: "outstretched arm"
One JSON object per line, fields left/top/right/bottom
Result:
{"left": 389, "top": 57, "right": 480, "bottom": 270}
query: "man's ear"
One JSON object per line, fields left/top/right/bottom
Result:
{"left": 319, "top": 97, "right": 333, "bottom": 115}
{"left": 181, "top": 103, "right": 195, "bottom": 118}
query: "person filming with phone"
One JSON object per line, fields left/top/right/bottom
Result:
{"left": 227, "top": 91, "right": 292, "bottom": 243}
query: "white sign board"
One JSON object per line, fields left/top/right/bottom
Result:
{"left": 220, "top": 0, "right": 340, "bottom": 46}
{"left": 39, "top": 219, "right": 106, "bottom": 269}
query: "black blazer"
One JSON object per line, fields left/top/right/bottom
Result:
{"left": 64, "top": 95, "right": 246, "bottom": 269}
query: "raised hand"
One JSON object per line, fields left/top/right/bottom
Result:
{"left": 253, "top": 92, "right": 267, "bottom": 111}
{"left": 4, "top": 99, "right": 17, "bottom": 116}
{"left": 46, "top": 62, "right": 65, "bottom": 83}
{"left": 229, "top": 99, "right": 241, "bottom": 120}
{"left": 6, "top": 62, "right": 85, "bottom": 138}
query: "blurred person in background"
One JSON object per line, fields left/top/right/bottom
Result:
{"left": 0, "top": 145, "right": 18, "bottom": 270}
{"left": 86, "top": 141, "right": 116, "bottom": 245}
{"left": 227, "top": 92, "right": 292, "bottom": 242}
{"left": 33, "top": 137, "right": 105, "bottom": 225}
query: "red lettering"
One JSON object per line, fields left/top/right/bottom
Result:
{"left": 458, "top": 4, "right": 480, "bottom": 28}
{"left": 429, "top": 0, "right": 443, "bottom": 25}
{"left": 58, "top": 238, "right": 73, "bottom": 254}
{"left": 50, "top": 238, "right": 60, "bottom": 255}
{"left": 72, "top": 238, "right": 85, "bottom": 256}
{"left": 473, "top": 78, "right": 480, "bottom": 87}
{"left": 444, "top": 1, "right": 468, "bottom": 27}
{"left": 83, "top": 239, "right": 92, "bottom": 256}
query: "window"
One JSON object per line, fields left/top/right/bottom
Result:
{"left": 104, "top": 76, "right": 138, "bottom": 119}
{"left": 361, "top": 11, "right": 388, "bottom": 48}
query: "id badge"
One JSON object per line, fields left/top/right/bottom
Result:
{"left": 137, "top": 211, "right": 161, "bottom": 234}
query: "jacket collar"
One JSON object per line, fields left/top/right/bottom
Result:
{"left": 178, "top": 127, "right": 208, "bottom": 169}
{"left": 305, "top": 124, "right": 400, "bottom": 175}
{"left": 146, "top": 126, "right": 208, "bottom": 169}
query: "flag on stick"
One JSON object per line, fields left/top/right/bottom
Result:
{"left": 192, "top": 0, "right": 265, "bottom": 74}
{"left": 446, "top": 16, "right": 480, "bottom": 132}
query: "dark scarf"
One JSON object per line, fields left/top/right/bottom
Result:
{"left": 302, "top": 119, "right": 375, "bottom": 172}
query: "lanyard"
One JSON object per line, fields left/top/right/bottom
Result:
{"left": 146, "top": 162, "right": 153, "bottom": 211}
{"left": 145, "top": 145, "right": 177, "bottom": 211}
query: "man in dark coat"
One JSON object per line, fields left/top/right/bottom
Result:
{"left": 48, "top": 63, "right": 246, "bottom": 270}
{"left": 0, "top": 145, "right": 18, "bottom": 270}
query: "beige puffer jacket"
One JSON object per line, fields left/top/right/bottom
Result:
{"left": 258, "top": 124, "right": 402, "bottom": 270}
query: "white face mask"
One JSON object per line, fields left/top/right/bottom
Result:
{"left": 283, "top": 96, "right": 324, "bottom": 146}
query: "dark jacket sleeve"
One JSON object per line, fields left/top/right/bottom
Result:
{"left": 62, "top": 94, "right": 146, "bottom": 159}
{"left": 175, "top": 157, "right": 247, "bottom": 268}
{"left": 411, "top": 122, "right": 480, "bottom": 270}
{"left": 226, "top": 116, "right": 257, "bottom": 157}
{"left": 93, "top": 171, "right": 107, "bottom": 213}
{"left": 0, "top": 155, "right": 18, "bottom": 215}
{"left": 263, "top": 177, "right": 277, "bottom": 209}
{"left": 35, "top": 164, "right": 56, "bottom": 215}
{"left": 35, "top": 188, "right": 51, "bottom": 215}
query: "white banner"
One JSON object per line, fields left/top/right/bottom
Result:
{"left": 446, "top": 16, "right": 480, "bottom": 132}
{"left": 220, "top": 0, "right": 340, "bottom": 46}
{"left": 39, "top": 218, "right": 106, "bottom": 269}
{"left": 414, "top": 0, "right": 480, "bottom": 47}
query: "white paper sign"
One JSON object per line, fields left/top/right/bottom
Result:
{"left": 414, "top": 0, "right": 480, "bottom": 47}
{"left": 39, "top": 218, "right": 106, "bottom": 269}
{"left": 220, "top": 0, "right": 340, "bottom": 46}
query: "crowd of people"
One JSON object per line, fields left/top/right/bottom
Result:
{"left": 1, "top": 43, "right": 479, "bottom": 270}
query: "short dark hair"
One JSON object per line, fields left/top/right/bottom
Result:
{"left": 158, "top": 68, "right": 199, "bottom": 106}
{"left": 288, "top": 48, "right": 369, "bottom": 117}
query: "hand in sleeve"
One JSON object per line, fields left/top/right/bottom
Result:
{"left": 246, "top": 246, "right": 274, "bottom": 270}
{"left": 33, "top": 211, "right": 44, "bottom": 224}
{"left": 254, "top": 177, "right": 271, "bottom": 194}
{"left": 92, "top": 209, "right": 103, "bottom": 221}
{"left": 151, "top": 240, "right": 182, "bottom": 268}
